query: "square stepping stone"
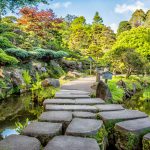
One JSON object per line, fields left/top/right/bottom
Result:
{"left": 65, "top": 118, "right": 103, "bottom": 137}
{"left": 95, "top": 104, "right": 124, "bottom": 112}
{"left": 39, "top": 111, "right": 72, "bottom": 132}
{"left": 55, "top": 94, "right": 90, "bottom": 99}
{"left": 22, "top": 122, "right": 62, "bottom": 145}
{"left": 143, "top": 133, "right": 150, "bottom": 150}
{"left": 115, "top": 117, "right": 150, "bottom": 150}
{"left": 75, "top": 98, "right": 105, "bottom": 105}
{"left": 45, "top": 105, "right": 97, "bottom": 113}
{"left": 44, "top": 136, "right": 100, "bottom": 150}
{"left": 0, "top": 135, "right": 41, "bottom": 150}
{"left": 43, "top": 99, "right": 76, "bottom": 106}
{"left": 73, "top": 111, "right": 96, "bottom": 119}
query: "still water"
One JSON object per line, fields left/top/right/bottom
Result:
{"left": 0, "top": 93, "right": 43, "bottom": 139}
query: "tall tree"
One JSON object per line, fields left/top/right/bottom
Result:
{"left": 68, "top": 16, "right": 90, "bottom": 50}
{"left": 93, "top": 11, "right": 103, "bottom": 24}
{"left": 112, "top": 27, "right": 150, "bottom": 60}
{"left": 129, "top": 9, "right": 145, "bottom": 27}
{"left": 117, "top": 21, "right": 132, "bottom": 35}
{"left": 18, "top": 7, "right": 63, "bottom": 49}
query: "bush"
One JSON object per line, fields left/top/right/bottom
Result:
{"left": 0, "top": 36, "right": 14, "bottom": 49}
{"left": 4, "top": 48, "right": 30, "bottom": 61}
{"left": 0, "top": 49, "right": 19, "bottom": 65}
{"left": 30, "top": 48, "right": 68, "bottom": 61}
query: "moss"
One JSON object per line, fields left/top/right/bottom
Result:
{"left": 115, "top": 128, "right": 150, "bottom": 150}
{"left": 143, "top": 138, "right": 150, "bottom": 150}
{"left": 90, "top": 126, "right": 108, "bottom": 150}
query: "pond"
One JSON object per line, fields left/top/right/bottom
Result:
{"left": 124, "top": 87, "right": 150, "bottom": 116}
{"left": 0, "top": 92, "right": 44, "bottom": 139}
{"left": 0, "top": 86, "right": 56, "bottom": 139}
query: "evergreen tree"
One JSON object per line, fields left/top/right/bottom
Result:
{"left": 93, "top": 11, "right": 103, "bottom": 24}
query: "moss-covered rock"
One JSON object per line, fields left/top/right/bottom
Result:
{"left": 143, "top": 133, "right": 150, "bottom": 150}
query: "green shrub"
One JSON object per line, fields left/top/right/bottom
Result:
{"left": 29, "top": 48, "right": 68, "bottom": 61}
{"left": 0, "top": 49, "right": 19, "bottom": 65}
{"left": 108, "top": 80, "right": 124, "bottom": 103}
{"left": 0, "top": 36, "right": 14, "bottom": 49}
{"left": 5, "top": 48, "right": 30, "bottom": 61}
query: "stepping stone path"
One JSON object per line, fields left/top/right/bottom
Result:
{"left": 0, "top": 135, "right": 41, "bottom": 150}
{"left": 1, "top": 77, "right": 150, "bottom": 150}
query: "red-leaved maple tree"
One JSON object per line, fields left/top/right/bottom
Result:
{"left": 18, "top": 7, "right": 62, "bottom": 36}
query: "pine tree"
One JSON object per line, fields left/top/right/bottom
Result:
{"left": 93, "top": 12, "right": 103, "bottom": 24}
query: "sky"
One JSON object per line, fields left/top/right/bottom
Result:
{"left": 6, "top": 0, "right": 150, "bottom": 32}
{"left": 39, "top": 0, "right": 150, "bottom": 32}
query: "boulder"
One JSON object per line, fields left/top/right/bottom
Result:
{"left": 143, "top": 133, "right": 150, "bottom": 150}
{"left": 115, "top": 118, "right": 150, "bottom": 150}
{"left": 96, "top": 80, "right": 112, "bottom": 101}
{"left": 0, "top": 135, "right": 41, "bottom": 150}
{"left": 41, "top": 78, "right": 60, "bottom": 88}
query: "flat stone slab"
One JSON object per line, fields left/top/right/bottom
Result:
{"left": 45, "top": 105, "right": 97, "bottom": 113}
{"left": 73, "top": 111, "right": 96, "bottom": 119}
{"left": 43, "top": 99, "right": 76, "bottom": 105}
{"left": 115, "top": 117, "right": 150, "bottom": 133}
{"left": 39, "top": 111, "right": 72, "bottom": 123}
{"left": 55, "top": 94, "right": 90, "bottom": 99}
{"left": 43, "top": 98, "right": 105, "bottom": 106}
{"left": 0, "top": 135, "right": 41, "bottom": 150}
{"left": 44, "top": 136, "right": 100, "bottom": 150}
{"left": 95, "top": 104, "right": 124, "bottom": 112}
{"left": 56, "top": 90, "right": 90, "bottom": 95}
{"left": 66, "top": 118, "right": 103, "bottom": 136}
{"left": 22, "top": 122, "right": 62, "bottom": 145}
{"left": 76, "top": 98, "right": 105, "bottom": 105}
{"left": 98, "top": 110, "right": 147, "bottom": 122}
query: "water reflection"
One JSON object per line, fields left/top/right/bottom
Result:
{"left": 0, "top": 92, "right": 43, "bottom": 139}
{"left": 1, "top": 129, "right": 19, "bottom": 138}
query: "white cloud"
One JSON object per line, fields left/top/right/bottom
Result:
{"left": 115, "top": 1, "right": 148, "bottom": 14}
{"left": 51, "top": 1, "right": 72, "bottom": 9}
{"left": 110, "top": 23, "right": 118, "bottom": 33}
{"left": 63, "top": 2, "right": 72, "bottom": 8}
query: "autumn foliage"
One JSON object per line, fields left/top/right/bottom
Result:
{"left": 18, "top": 7, "right": 63, "bottom": 36}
